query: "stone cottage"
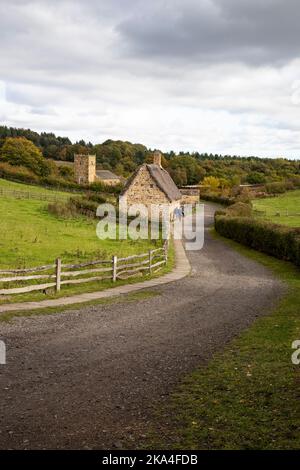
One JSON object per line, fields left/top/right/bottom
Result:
{"left": 120, "top": 151, "right": 182, "bottom": 219}
{"left": 74, "top": 154, "right": 121, "bottom": 186}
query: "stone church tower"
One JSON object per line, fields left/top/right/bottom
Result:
{"left": 74, "top": 154, "right": 96, "bottom": 185}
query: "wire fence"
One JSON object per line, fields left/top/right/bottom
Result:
{"left": 0, "top": 187, "right": 69, "bottom": 202}
{"left": 254, "top": 209, "right": 300, "bottom": 218}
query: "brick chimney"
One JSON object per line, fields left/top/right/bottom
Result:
{"left": 153, "top": 151, "right": 162, "bottom": 167}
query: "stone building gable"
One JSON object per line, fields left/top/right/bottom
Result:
{"left": 123, "top": 165, "right": 169, "bottom": 206}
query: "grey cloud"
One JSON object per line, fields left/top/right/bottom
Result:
{"left": 0, "top": 0, "right": 300, "bottom": 157}
{"left": 117, "top": 0, "right": 300, "bottom": 66}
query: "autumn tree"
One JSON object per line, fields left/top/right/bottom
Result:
{"left": 202, "top": 176, "right": 220, "bottom": 190}
{"left": 0, "top": 137, "right": 53, "bottom": 176}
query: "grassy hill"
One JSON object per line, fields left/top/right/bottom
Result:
{"left": 0, "top": 177, "right": 73, "bottom": 200}
{"left": 0, "top": 179, "right": 170, "bottom": 304}
{"left": 253, "top": 190, "right": 300, "bottom": 227}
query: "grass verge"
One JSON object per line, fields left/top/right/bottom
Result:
{"left": 142, "top": 230, "right": 300, "bottom": 450}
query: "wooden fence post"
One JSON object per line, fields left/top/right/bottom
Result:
{"left": 56, "top": 258, "right": 61, "bottom": 292}
{"left": 112, "top": 255, "right": 117, "bottom": 282}
{"left": 148, "top": 250, "right": 152, "bottom": 274}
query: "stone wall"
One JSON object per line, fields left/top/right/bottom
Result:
{"left": 74, "top": 154, "right": 96, "bottom": 185}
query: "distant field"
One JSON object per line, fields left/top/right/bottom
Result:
{"left": 253, "top": 190, "right": 300, "bottom": 227}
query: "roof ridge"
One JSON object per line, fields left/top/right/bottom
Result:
{"left": 146, "top": 164, "right": 181, "bottom": 201}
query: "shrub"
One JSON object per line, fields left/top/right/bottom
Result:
{"left": 201, "top": 191, "right": 235, "bottom": 206}
{"left": 85, "top": 192, "right": 107, "bottom": 204}
{"left": 48, "top": 201, "right": 77, "bottom": 218}
{"left": 290, "top": 176, "right": 300, "bottom": 188}
{"left": 40, "top": 175, "right": 80, "bottom": 191}
{"left": 225, "top": 202, "right": 253, "bottom": 217}
{"left": 235, "top": 192, "right": 252, "bottom": 204}
{"left": 214, "top": 209, "right": 227, "bottom": 217}
{"left": 0, "top": 161, "right": 40, "bottom": 184}
{"left": 89, "top": 181, "right": 123, "bottom": 194}
{"left": 0, "top": 137, "right": 52, "bottom": 177}
{"left": 265, "top": 182, "right": 287, "bottom": 194}
{"left": 202, "top": 176, "right": 221, "bottom": 190}
{"left": 246, "top": 172, "right": 266, "bottom": 184}
{"left": 215, "top": 215, "right": 300, "bottom": 266}
{"left": 69, "top": 196, "right": 103, "bottom": 217}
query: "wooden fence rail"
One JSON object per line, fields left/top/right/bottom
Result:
{"left": 0, "top": 240, "right": 169, "bottom": 296}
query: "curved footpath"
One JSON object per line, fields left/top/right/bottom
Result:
{"left": 0, "top": 203, "right": 283, "bottom": 449}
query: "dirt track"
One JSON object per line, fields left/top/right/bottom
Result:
{"left": 0, "top": 203, "right": 283, "bottom": 449}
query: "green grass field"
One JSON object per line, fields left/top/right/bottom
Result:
{"left": 253, "top": 190, "right": 300, "bottom": 227}
{"left": 0, "top": 177, "right": 73, "bottom": 199}
{"left": 0, "top": 179, "right": 172, "bottom": 304}
{"left": 0, "top": 178, "right": 162, "bottom": 268}
{"left": 141, "top": 232, "right": 300, "bottom": 450}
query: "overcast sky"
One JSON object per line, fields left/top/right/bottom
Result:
{"left": 1, "top": 0, "right": 300, "bottom": 158}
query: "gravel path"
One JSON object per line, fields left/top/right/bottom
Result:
{"left": 0, "top": 203, "right": 283, "bottom": 449}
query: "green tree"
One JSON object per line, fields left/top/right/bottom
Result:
{"left": 0, "top": 137, "right": 52, "bottom": 176}
{"left": 247, "top": 172, "right": 266, "bottom": 184}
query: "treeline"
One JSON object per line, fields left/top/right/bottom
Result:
{"left": 0, "top": 126, "right": 92, "bottom": 161}
{"left": 0, "top": 126, "right": 299, "bottom": 187}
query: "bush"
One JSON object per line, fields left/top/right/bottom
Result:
{"left": 58, "top": 165, "right": 74, "bottom": 180}
{"left": 85, "top": 192, "right": 107, "bottom": 204}
{"left": 0, "top": 137, "right": 53, "bottom": 177}
{"left": 201, "top": 191, "right": 235, "bottom": 206}
{"left": 265, "top": 182, "right": 287, "bottom": 194}
{"left": 69, "top": 196, "right": 105, "bottom": 217}
{"left": 246, "top": 172, "right": 266, "bottom": 184}
{"left": 290, "top": 176, "right": 300, "bottom": 188}
{"left": 0, "top": 161, "right": 40, "bottom": 184}
{"left": 0, "top": 160, "right": 83, "bottom": 192}
{"left": 40, "top": 175, "right": 80, "bottom": 191}
{"left": 215, "top": 215, "right": 300, "bottom": 266}
{"left": 214, "top": 209, "right": 227, "bottom": 217}
{"left": 48, "top": 201, "right": 77, "bottom": 218}
{"left": 89, "top": 181, "right": 123, "bottom": 194}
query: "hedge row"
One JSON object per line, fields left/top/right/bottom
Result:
{"left": 215, "top": 215, "right": 300, "bottom": 266}
{"left": 201, "top": 192, "right": 236, "bottom": 206}
{"left": 0, "top": 161, "right": 82, "bottom": 191}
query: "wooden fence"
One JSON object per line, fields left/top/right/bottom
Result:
{"left": 0, "top": 240, "right": 169, "bottom": 296}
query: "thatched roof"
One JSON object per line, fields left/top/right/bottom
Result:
{"left": 146, "top": 164, "right": 181, "bottom": 201}
{"left": 121, "top": 163, "right": 181, "bottom": 202}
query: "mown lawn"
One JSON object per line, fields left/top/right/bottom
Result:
{"left": 142, "top": 232, "right": 300, "bottom": 450}
{"left": 253, "top": 190, "right": 300, "bottom": 227}
{"left": 0, "top": 196, "right": 158, "bottom": 268}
